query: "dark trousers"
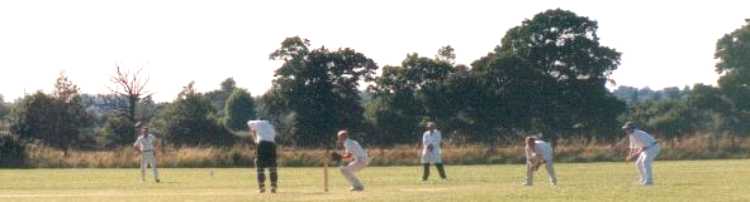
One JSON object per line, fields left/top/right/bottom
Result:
{"left": 422, "top": 163, "right": 447, "bottom": 180}
{"left": 256, "top": 141, "right": 278, "bottom": 189}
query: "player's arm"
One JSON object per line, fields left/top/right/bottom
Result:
{"left": 341, "top": 152, "right": 353, "bottom": 161}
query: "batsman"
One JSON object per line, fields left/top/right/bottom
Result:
{"left": 247, "top": 120, "right": 279, "bottom": 193}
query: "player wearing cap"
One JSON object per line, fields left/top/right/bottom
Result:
{"left": 623, "top": 121, "right": 660, "bottom": 186}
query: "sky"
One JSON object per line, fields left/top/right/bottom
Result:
{"left": 0, "top": 0, "right": 748, "bottom": 102}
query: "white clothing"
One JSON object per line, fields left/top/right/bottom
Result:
{"left": 340, "top": 160, "right": 368, "bottom": 189}
{"left": 341, "top": 138, "right": 368, "bottom": 189}
{"left": 133, "top": 134, "right": 159, "bottom": 181}
{"left": 629, "top": 130, "right": 660, "bottom": 185}
{"left": 140, "top": 151, "right": 159, "bottom": 181}
{"left": 247, "top": 120, "right": 277, "bottom": 143}
{"left": 421, "top": 130, "right": 443, "bottom": 164}
{"left": 343, "top": 139, "right": 368, "bottom": 162}
{"left": 629, "top": 129, "right": 657, "bottom": 149}
{"left": 525, "top": 140, "right": 556, "bottom": 186}
{"left": 133, "top": 134, "right": 156, "bottom": 152}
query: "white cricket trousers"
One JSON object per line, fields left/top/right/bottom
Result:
{"left": 635, "top": 144, "right": 660, "bottom": 185}
{"left": 340, "top": 160, "right": 368, "bottom": 189}
{"left": 141, "top": 151, "right": 160, "bottom": 181}
{"left": 525, "top": 159, "right": 557, "bottom": 186}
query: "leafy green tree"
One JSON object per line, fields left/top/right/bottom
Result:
{"left": 223, "top": 88, "right": 256, "bottom": 131}
{"left": 0, "top": 94, "right": 8, "bottom": 120}
{"left": 157, "top": 82, "right": 235, "bottom": 146}
{"left": 9, "top": 73, "right": 93, "bottom": 151}
{"left": 476, "top": 9, "right": 624, "bottom": 139}
{"left": 206, "top": 77, "right": 237, "bottom": 116}
{"left": 0, "top": 134, "right": 25, "bottom": 167}
{"left": 101, "top": 115, "right": 136, "bottom": 147}
{"left": 269, "top": 37, "right": 377, "bottom": 147}
{"left": 367, "top": 47, "right": 456, "bottom": 145}
{"left": 713, "top": 20, "right": 750, "bottom": 138}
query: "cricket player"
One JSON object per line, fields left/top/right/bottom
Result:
{"left": 247, "top": 120, "right": 279, "bottom": 193}
{"left": 420, "top": 122, "right": 447, "bottom": 181}
{"left": 336, "top": 130, "right": 368, "bottom": 192}
{"left": 524, "top": 136, "right": 557, "bottom": 186}
{"left": 623, "top": 122, "right": 660, "bottom": 186}
{"left": 132, "top": 124, "right": 160, "bottom": 183}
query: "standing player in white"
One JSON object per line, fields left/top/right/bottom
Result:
{"left": 336, "top": 130, "right": 368, "bottom": 192}
{"left": 524, "top": 136, "right": 557, "bottom": 186}
{"left": 247, "top": 120, "right": 279, "bottom": 193}
{"left": 420, "top": 122, "right": 447, "bottom": 181}
{"left": 133, "top": 124, "right": 160, "bottom": 183}
{"left": 623, "top": 122, "right": 660, "bottom": 186}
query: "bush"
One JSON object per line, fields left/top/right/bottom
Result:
{"left": 0, "top": 135, "right": 26, "bottom": 167}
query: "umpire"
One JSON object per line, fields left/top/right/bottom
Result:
{"left": 247, "top": 120, "right": 279, "bottom": 193}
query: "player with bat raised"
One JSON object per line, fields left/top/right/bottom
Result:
{"left": 247, "top": 120, "right": 279, "bottom": 193}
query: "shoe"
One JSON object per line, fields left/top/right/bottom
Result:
{"left": 350, "top": 187, "right": 364, "bottom": 192}
{"left": 271, "top": 188, "right": 277, "bottom": 193}
{"left": 258, "top": 188, "right": 266, "bottom": 193}
{"left": 155, "top": 179, "right": 160, "bottom": 183}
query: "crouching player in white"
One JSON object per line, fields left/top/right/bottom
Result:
{"left": 336, "top": 130, "right": 368, "bottom": 192}
{"left": 420, "top": 122, "right": 447, "bottom": 181}
{"left": 248, "top": 120, "right": 279, "bottom": 193}
{"left": 133, "top": 124, "right": 160, "bottom": 183}
{"left": 623, "top": 122, "right": 660, "bottom": 186}
{"left": 524, "top": 136, "right": 557, "bottom": 186}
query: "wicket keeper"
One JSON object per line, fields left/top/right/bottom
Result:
{"left": 336, "top": 130, "right": 368, "bottom": 192}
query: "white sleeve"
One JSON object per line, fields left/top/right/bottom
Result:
{"left": 435, "top": 131, "right": 442, "bottom": 145}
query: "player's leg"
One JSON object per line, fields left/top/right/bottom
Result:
{"left": 524, "top": 160, "right": 534, "bottom": 186}
{"left": 421, "top": 153, "right": 430, "bottom": 181}
{"left": 435, "top": 155, "right": 446, "bottom": 179}
{"left": 268, "top": 143, "right": 278, "bottom": 193}
{"left": 544, "top": 160, "right": 557, "bottom": 185}
{"left": 256, "top": 162, "right": 267, "bottom": 192}
{"left": 340, "top": 161, "right": 366, "bottom": 191}
{"left": 256, "top": 143, "right": 268, "bottom": 193}
{"left": 147, "top": 152, "right": 160, "bottom": 182}
{"left": 140, "top": 154, "right": 147, "bottom": 182}
{"left": 642, "top": 145, "right": 660, "bottom": 185}
{"left": 634, "top": 152, "right": 646, "bottom": 184}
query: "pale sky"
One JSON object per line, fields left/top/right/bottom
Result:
{"left": 0, "top": 0, "right": 748, "bottom": 102}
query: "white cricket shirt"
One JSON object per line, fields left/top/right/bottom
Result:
{"left": 344, "top": 139, "right": 367, "bottom": 162}
{"left": 629, "top": 129, "right": 657, "bottom": 149}
{"left": 247, "top": 120, "right": 277, "bottom": 143}
{"left": 133, "top": 134, "right": 156, "bottom": 152}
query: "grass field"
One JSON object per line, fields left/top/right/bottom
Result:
{"left": 1, "top": 160, "right": 749, "bottom": 202}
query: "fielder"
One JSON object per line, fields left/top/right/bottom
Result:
{"left": 132, "top": 123, "right": 160, "bottom": 183}
{"left": 248, "top": 120, "right": 279, "bottom": 193}
{"left": 623, "top": 122, "right": 660, "bottom": 186}
{"left": 420, "top": 122, "right": 447, "bottom": 181}
{"left": 524, "top": 136, "right": 557, "bottom": 186}
{"left": 336, "top": 130, "right": 368, "bottom": 192}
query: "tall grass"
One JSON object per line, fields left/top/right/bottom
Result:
{"left": 15, "top": 135, "right": 750, "bottom": 168}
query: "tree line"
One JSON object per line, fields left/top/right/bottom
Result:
{"left": 0, "top": 9, "right": 749, "bottom": 151}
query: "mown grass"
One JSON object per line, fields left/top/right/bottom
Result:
{"left": 15, "top": 135, "right": 750, "bottom": 168}
{"left": 1, "top": 160, "right": 749, "bottom": 201}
